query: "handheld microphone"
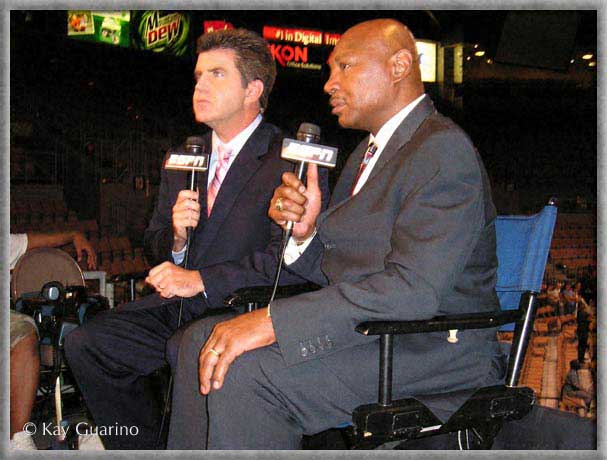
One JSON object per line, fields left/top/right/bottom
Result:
{"left": 281, "top": 123, "right": 338, "bottom": 239}
{"left": 268, "top": 123, "right": 338, "bottom": 305}
{"left": 164, "top": 136, "right": 209, "bottom": 241}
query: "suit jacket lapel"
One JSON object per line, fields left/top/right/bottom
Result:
{"left": 196, "top": 123, "right": 271, "bottom": 255}
{"left": 365, "top": 96, "right": 435, "bottom": 185}
{"left": 321, "top": 96, "right": 436, "bottom": 222}
{"left": 329, "top": 138, "right": 369, "bottom": 205}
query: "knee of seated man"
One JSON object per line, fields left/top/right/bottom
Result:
{"left": 63, "top": 321, "right": 97, "bottom": 363}
{"left": 214, "top": 345, "right": 281, "bottom": 397}
{"left": 64, "top": 307, "right": 116, "bottom": 353}
{"left": 175, "top": 314, "right": 238, "bottom": 362}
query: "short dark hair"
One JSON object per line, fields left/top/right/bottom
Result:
{"left": 197, "top": 28, "right": 276, "bottom": 112}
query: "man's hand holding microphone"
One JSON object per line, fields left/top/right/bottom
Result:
{"left": 269, "top": 163, "right": 322, "bottom": 242}
{"left": 146, "top": 189, "right": 205, "bottom": 298}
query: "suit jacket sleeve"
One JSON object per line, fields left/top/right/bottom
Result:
{"left": 144, "top": 156, "right": 178, "bottom": 265}
{"left": 270, "top": 128, "right": 491, "bottom": 367}
{"left": 281, "top": 234, "right": 329, "bottom": 287}
{"left": 197, "top": 166, "right": 331, "bottom": 308}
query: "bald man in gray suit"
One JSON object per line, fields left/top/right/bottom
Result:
{"left": 167, "top": 18, "right": 503, "bottom": 449}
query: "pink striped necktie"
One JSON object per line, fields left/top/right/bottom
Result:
{"left": 351, "top": 142, "right": 378, "bottom": 195}
{"left": 207, "top": 143, "right": 233, "bottom": 216}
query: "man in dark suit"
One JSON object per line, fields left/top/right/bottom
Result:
{"left": 64, "top": 28, "right": 324, "bottom": 450}
{"left": 166, "top": 19, "right": 503, "bottom": 449}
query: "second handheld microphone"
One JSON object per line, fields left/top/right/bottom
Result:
{"left": 281, "top": 123, "right": 338, "bottom": 238}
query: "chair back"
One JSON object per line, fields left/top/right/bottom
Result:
{"left": 11, "top": 247, "right": 85, "bottom": 300}
{"left": 494, "top": 202, "right": 557, "bottom": 386}
{"left": 495, "top": 203, "right": 557, "bottom": 329}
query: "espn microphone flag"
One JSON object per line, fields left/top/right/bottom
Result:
{"left": 281, "top": 138, "right": 338, "bottom": 168}
{"left": 164, "top": 136, "right": 209, "bottom": 172}
{"left": 164, "top": 153, "right": 209, "bottom": 171}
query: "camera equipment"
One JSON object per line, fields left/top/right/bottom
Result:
{"left": 16, "top": 281, "right": 108, "bottom": 349}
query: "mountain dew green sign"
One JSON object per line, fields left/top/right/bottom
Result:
{"left": 132, "top": 11, "right": 190, "bottom": 56}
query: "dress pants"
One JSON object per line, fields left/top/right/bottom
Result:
{"left": 63, "top": 293, "right": 207, "bottom": 450}
{"left": 167, "top": 313, "right": 368, "bottom": 450}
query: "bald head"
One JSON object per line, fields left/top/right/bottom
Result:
{"left": 345, "top": 19, "right": 418, "bottom": 58}
{"left": 324, "top": 19, "right": 425, "bottom": 134}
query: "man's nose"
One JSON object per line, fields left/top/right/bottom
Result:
{"left": 323, "top": 73, "right": 338, "bottom": 95}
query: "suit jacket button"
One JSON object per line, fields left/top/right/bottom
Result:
{"left": 316, "top": 337, "right": 324, "bottom": 351}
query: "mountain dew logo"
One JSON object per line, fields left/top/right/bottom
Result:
{"left": 137, "top": 11, "right": 190, "bottom": 56}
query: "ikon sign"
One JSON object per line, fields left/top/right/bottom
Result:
{"left": 264, "top": 25, "right": 340, "bottom": 71}
{"left": 268, "top": 43, "right": 309, "bottom": 66}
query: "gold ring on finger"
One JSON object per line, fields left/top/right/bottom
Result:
{"left": 275, "top": 198, "right": 283, "bottom": 212}
{"left": 209, "top": 348, "right": 220, "bottom": 357}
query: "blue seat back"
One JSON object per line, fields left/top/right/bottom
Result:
{"left": 495, "top": 205, "right": 557, "bottom": 330}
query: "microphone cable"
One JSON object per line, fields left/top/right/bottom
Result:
{"left": 157, "top": 139, "right": 206, "bottom": 448}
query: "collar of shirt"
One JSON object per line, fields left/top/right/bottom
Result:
{"left": 208, "top": 114, "right": 263, "bottom": 181}
{"left": 352, "top": 93, "right": 426, "bottom": 195}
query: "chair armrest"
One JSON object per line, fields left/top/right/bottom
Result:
{"left": 224, "top": 282, "right": 321, "bottom": 309}
{"left": 356, "top": 310, "right": 522, "bottom": 336}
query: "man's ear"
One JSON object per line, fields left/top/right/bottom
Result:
{"left": 391, "top": 48, "right": 414, "bottom": 83}
{"left": 245, "top": 79, "right": 264, "bottom": 105}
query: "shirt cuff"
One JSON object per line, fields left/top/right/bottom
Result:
{"left": 283, "top": 230, "right": 316, "bottom": 265}
{"left": 172, "top": 245, "right": 187, "bottom": 265}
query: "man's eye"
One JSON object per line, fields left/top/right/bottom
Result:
{"left": 340, "top": 63, "right": 351, "bottom": 70}
{"left": 212, "top": 70, "right": 224, "bottom": 77}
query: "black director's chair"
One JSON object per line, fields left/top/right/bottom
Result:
{"left": 225, "top": 199, "right": 558, "bottom": 449}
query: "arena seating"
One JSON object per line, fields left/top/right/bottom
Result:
{"left": 10, "top": 191, "right": 152, "bottom": 305}
{"left": 549, "top": 213, "right": 596, "bottom": 270}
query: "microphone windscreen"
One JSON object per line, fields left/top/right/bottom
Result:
{"left": 297, "top": 123, "right": 321, "bottom": 143}
{"left": 185, "top": 136, "right": 205, "bottom": 154}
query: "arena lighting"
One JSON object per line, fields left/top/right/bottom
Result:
{"left": 582, "top": 54, "right": 593, "bottom": 60}
{"left": 415, "top": 40, "right": 437, "bottom": 82}
{"left": 474, "top": 50, "right": 485, "bottom": 57}
{"left": 588, "top": 61, "right": 596, "bottom": 67}
{"left": 466, "top": 56, "right": 471, "bottom": 61}
{"left": 486, "top": 58, "right": 493, "bottom": 64}
{"left": 474, "top": 44, "right": 479, "bottom": 48}
{"left": 570, "top": 59, "right": 575, "bottom": 63}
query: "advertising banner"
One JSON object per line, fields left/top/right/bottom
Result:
{"left": 203, "top": 20, "right": 234, "bottom": 34}
{"left": 131, "top": 11, "right": 191, "bottom": 57}
{"left": 67, "top": 11, "right": 131, "bottom": 48}
{"left": 262, "top": 25, "right": 341, "bottom": 72}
